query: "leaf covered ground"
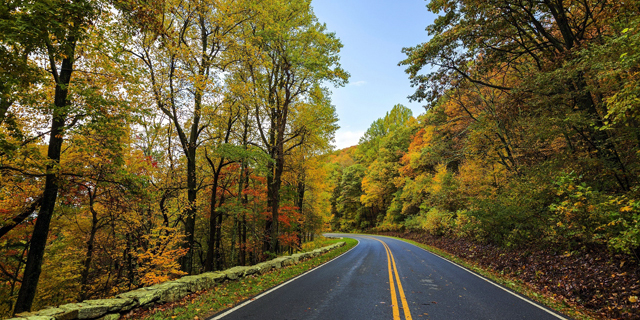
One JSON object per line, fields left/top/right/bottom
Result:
{"left": 380, "top": 231, "right": 640, "bottom": 320}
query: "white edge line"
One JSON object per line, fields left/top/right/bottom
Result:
{"left": 379, "top": 235, "right": 569, "bottom": 320}
{"left": 209, "top": 239, "right": 360, "bottom": 320}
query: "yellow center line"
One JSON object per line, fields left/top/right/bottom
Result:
{"left": 365, "top": 236, "right": 413, "bottom": 320}
{"left": 384, "top": 241, "right": 413, "bottom": 320}
{"left": 383, "top": 239, "right": 401, "bottom": 320}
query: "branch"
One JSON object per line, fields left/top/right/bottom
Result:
{"left": 0, "top": 196, "right": 43, "bottom": 239}
{"left": 440, "top": 61, "right": 517, "bottom": 92}
{"left": 0, "top": 166, "right": 46, "bottom": 177}
{"left": 44, "top": 36, "right": 60, "bottom": 84}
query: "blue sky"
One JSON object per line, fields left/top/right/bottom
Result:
{"left": 311, "top": 0, "right": 437, "bottom": 149}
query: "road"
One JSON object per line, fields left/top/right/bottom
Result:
{"left": 211, "top": 234, "right": 568, "bottom": 320}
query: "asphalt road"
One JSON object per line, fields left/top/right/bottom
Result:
{"left": 211, "top": 234, "right": 568, "bottom": 320}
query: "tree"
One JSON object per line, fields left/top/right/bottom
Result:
{"left": 4, "top": 0, "right": 103, "bottom": 312}
{"left": 361, "top": 119, "right": 415, "bottom": 223}
{"left": 401, "top": 0, "right": 637, "bottom": 191}
{"left": 130, "top": 0, "right": 246, "bottom": 273}
{"left": 0, "top": 0, "right": 347, "bottom": 314}
{"left": 357, "top": 104, "right": 412, "bottom": 164}
{"left": 233, "top": 0, "right": 347, "bottom": 253}
{"left": 336, "top": 164, "right": 366, "bottom": 230}
{"left": 202, "top": 97, "right": 242, "bottom": 271}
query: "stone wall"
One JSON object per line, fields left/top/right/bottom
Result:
{"left": 10, "top": 242, "right": 345, "bottom": 320}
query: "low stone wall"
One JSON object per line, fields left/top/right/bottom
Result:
{"left": 10, "top": 242, "right": 345, "bottom": 320}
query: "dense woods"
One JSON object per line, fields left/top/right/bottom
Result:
{"left": 0, "top": 0, "right": 346, "bottom": 316}
{"left": 3, "top": 0, "right": 640, "bottom": 318}
{"left": 326, "top": 0, "right": 640, "bottom": 315}
{"left": 328, "top": 0, "right": 640, "bottom": 253}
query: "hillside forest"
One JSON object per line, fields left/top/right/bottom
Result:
{"left": 324, "top": 0, "right": 640, "bottom": 316}
{"left": 328, "top": 0, "right": 640, "bottom": 254}
{"left": 1, "top": 0, "right": 640, "bottom": 318}
{"left": 0, "top": 0, "right": 347, "bottom": 316}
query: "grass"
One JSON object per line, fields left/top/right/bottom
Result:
{"left": 376, "top": 234, "right": 597, "bottom": 320}
{"left": 127, "top": 237, "right": 358, "bottom": 320}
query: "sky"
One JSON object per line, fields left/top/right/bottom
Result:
{"left": 311, "top": 0, "right": 438, "bottom": 149}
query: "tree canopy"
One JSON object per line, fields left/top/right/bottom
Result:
{"left": 0, "top": 0, "right": 345, "bottom": 315}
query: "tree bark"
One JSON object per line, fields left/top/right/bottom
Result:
{"left": 181, "top": 143, "right": 197, "bottom": 274}
{"left": 13, "top": 43, "right": 75, "bottom": 314}
{"left": 79, "top": 187, "right": 99, "bottom": 301}
{"left": 205, "top": 165, "right": 221, "bottom": 271}
{"left": 214, "top": 190, "right": 226, "bottom": 270}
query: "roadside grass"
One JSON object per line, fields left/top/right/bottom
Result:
{"left": 377, "top": 234, "right": 597, "bottom": 320}
{"left": 125, "top": 237, "right": 357, "bottom": 320}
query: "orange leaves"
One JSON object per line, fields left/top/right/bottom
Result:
{"left": 131, "top": 225, "right": 188, "bottom": 287}
{"left": 398, "top": 126, "right": 436, "bottom": 178}
{"left": 278, "top": 232, "right": 300, "bottom": 249}
{"left": 278, "top": 206, "right": 301, "bottom": 228}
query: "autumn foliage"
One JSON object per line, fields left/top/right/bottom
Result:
{"left": 0, "top": 0, "right": 342, "bottom": 316}
{"left": 325, "top": 0, "right": 640, "bottom": 317}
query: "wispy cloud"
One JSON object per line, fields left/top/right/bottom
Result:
{"left": 350, "top": 80, "right": 367, "bottom": 87}
{"left": 333, "top": 130, "right": 365, "bottom": 149}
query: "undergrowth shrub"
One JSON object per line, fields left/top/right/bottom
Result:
{"left": 405, "top": 207, "right": 455, "bottom": 236}
{"left": 549, "top": 172, "right": 640, "bottom": 256}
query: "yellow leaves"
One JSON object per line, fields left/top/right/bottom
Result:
{"left": 430, "top": 163, "right": 448, "bottom": 194}
{"left": 620, "top": 206, "right": 633, "bottom": 212}
{"left": 630, "top": 296, "right": 638, "bottom": 303}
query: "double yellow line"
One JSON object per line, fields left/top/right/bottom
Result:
{"left": 366, "top": 237, "right": 412, "bottom": 320}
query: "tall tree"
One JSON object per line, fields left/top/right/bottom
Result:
{"left": 234, "top": 0, "right": 347, "bottom": 253}
{"left": 131, "top": 0, "right": 245, "bottom": 273}
{"left": 5, "top": 0, "right": 102, "bottom": 312}
{"left": 401, "top": 0, "right": 636, "bottom": 191}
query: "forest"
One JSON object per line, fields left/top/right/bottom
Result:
{"left": 328, "top": 0, "right": 640, "bottom": 252}
{"left": 2, "top": 0, "right": 640, "bottom": 318}
{"left": 325, "top": 0, "right": 640, "bottom": 315}
{"left": 0, "top": 0, "right": 347, "bottom": 316}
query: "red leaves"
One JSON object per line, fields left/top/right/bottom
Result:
{"left": 278, "top": 232, "right": 300, "bottom": 248}
{"left": 278, "top": 206, "right": 301, "bottom": 228}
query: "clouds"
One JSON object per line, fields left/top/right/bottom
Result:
{"left": 333, "top": 130, "right": 365, "bottom": 149}
{"left": 349, "top": 80, "right": 367, "bottom": 87}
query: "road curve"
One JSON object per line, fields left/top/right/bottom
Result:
{"left": 210, "top": 234, "right": 568, "bottom": 320}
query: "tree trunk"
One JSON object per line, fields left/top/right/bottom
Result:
{"left": 180, "top": 81, "right": 201, "bottom": 274}
{"left": 205, "top": 166, "right": 221, "bottom": 271}
{"left": 233, "top": 157, "right": 248, "bottom": 266}
{"left": 79, "top": 190, "right": 99, "bottom": 301}
{"left": 181, "top": 145, "right": 197, "bottom": 274}
{"left": 214, "top": 190, "right": 226, "bottom": 270}
{"left": 13, "top": 46, "right": 75, "bottom": 314}
{"left": 572, "top": 75, "right": 631, "bottom": 191}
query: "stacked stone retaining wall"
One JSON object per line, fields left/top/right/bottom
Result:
{"left": 9, "top": 242, "right": 345, "bottom": 320}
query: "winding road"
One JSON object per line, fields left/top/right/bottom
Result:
{"left": 211, "top": 234, "right": 568, "bottom": 320}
